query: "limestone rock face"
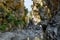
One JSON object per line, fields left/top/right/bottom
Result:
{"left": 32, "top": 0, "right": 59, "bottom": 40}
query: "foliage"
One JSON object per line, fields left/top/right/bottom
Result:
{"left": 0, "top": 23, "right": 8, "bottom": 31}
{"left": 14, "top": 20, "right": 24, "bottom": 26}
{"left": 7, "top": 14, "right": 16, "bottom": 23}
{"left": 0, "top": 0, "right": 29, "bottom": 31}
{"left": 0, "top": 10, "right": 27, "bottom": 31}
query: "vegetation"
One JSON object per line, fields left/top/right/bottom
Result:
{"left": 0, "top": 0, "right": 28, "bottom": 32}
{"left": 0, "top": 0, "right": 58, "bottom": 32}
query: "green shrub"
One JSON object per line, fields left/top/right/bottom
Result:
{"left": 0, "top": 23, "right": 8, "bottom": 31}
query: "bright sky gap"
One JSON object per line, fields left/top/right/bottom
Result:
{"left": 24, "top": 0, "right": 33, "bottom": 11}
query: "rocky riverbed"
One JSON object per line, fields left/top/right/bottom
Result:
{"left": 0, "top": 25, "right": 43, "bottom": 40}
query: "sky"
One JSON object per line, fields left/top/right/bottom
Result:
{"left": 24, "top": 0, "right": 33, "bottom": 11}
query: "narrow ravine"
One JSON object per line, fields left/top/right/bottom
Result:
{"left": 0, "top": 0, "right": 59, "bottom": 40}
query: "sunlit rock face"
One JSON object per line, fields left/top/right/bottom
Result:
{"left": 31, "top": 0, "right": 42, "bottom": 25}
{"left": 31, "top": 11, "right": 41, "bottom": 25}
{"left": 33, "top": 5, "right": 39, "bottom": 11}
{"left": 33, "top": 0, "right": 43, "bottom": 6}
{"left": 32, "top": 15, "right": 41, "bottom": 25}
